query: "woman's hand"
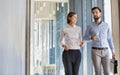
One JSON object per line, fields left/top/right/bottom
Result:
{"left": 80, "top": 42, "right": 84, "bottom": 47}
{"left": 62, "top": 45, "right": 69, "bottom": 51}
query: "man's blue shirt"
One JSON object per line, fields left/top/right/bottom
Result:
{"left": 83, "top": 21, "right": 114, "bottom": 52}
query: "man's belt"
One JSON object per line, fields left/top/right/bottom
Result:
{"left": 92, "top": 47, "right": 108, "bottom": 50}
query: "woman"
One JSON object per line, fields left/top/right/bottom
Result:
{"left": 60, "top": 12, "right": 82, "bottom": 75}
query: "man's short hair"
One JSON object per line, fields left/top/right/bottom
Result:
{"left": 92, "top": 7, "right": 101, "bottom": 12}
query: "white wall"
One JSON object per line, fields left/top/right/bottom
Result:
{"left": 0, "top": 0, "right": 26, "bottom": 75}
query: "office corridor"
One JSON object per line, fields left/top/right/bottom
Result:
{"left": 0, "top": 0, "right": 119, "bottom": 75}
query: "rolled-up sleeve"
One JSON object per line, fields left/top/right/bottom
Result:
{"left": 83, "top": 25, "right": 92, "bottom": 42}
{"left": 107, "top": 28, "right": 114, "bottom": 53}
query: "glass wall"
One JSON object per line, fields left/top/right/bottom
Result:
{"left": 30, "top": 1, "right": 69, "bottom": 75}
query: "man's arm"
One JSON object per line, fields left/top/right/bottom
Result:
{"left": 80, "top": 25, "right": 92, "bottom": 47}
{"left": 107, "top": 28, "right": 115, "bottom": 58}
{"left": 83, "top": 25, "right": 92, "bottom": 42}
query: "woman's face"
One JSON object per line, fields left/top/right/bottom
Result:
{"left": 70, "top": 14, "right": 77, "bottom": 24}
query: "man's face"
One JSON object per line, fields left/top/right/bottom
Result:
{"left": 92, "top": 9, "right": 102, "bottom": 20}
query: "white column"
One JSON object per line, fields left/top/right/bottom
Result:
{"left": 0, "top": 0, "right": 26, "bottom": 75}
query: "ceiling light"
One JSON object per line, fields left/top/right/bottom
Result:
{"left": 57, "top": 3, "right": 59, "bottom": 11}
{"left": 43, "top": 2, "right": 46, "bottom": 7}
{"left": 62, "top": 3, "right": 64, "bottom": 7}
{"left": 40, "top": 7, "right": 43, "bottom": 11}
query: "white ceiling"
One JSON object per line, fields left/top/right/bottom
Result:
{"left": 34, "top": 0, "right": 68, "bottom": 2}
{"left": 34, "top": 0, "right": 68, "bottom": 21}
{"left": 34, "top": 2, "right": 56, "bottom": 20}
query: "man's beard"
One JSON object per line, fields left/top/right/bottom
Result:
{"left": 94, "top": 17, "right": 100, "bottom": 21}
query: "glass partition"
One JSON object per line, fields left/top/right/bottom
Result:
{"left": 30, "top": 1, "right": 69, "bottom": 75}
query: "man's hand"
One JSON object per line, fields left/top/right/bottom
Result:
{"left": 112, "top": 52, "right": 115, "bottom": 58}
{"left": 91, "top": 35, "right": 97, "bottom": 41}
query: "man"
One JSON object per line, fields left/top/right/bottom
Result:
{"left": 81, "top": 7, "right": 115, "bottom": 75}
